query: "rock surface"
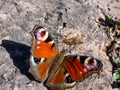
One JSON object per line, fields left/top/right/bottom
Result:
{"left": 0, "top": 0, "right": 119, "bottom": 90}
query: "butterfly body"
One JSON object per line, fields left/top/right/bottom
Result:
{"left": 29, "top": 25, "right": 103, "bottom": 90}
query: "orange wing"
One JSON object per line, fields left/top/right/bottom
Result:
{"left": 46, "top": 56, "right": 103, "bottom": 90}
{"left": 30, "top": 25, "right": 57, "bottom": 58}
{"left": 33, "top": 40, "right": 57, "bottom": 58}
{"left": 29, "top": 25, "right": 58, "bottom": 82}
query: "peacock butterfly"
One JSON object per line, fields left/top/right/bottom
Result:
{"left": 29, "top": 25, "right": 103, "bottom": 90}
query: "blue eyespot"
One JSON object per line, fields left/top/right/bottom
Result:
{"left": 34, "top": 57, "right": 41, "bottom": 64}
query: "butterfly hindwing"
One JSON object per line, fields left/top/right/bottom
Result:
{"left": 45, "top": 55, "right": 103, "bottom": 90}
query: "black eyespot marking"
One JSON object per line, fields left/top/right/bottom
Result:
{"left": 51, "top": 43, "right": 55, "bottom": 49}
{"left": 65, "top": 75, "right": 74, "bottom": 83}
{"left": 45, "top": 34, "right": 53, "bottom": 43}
{"left": 72, "top": 56, "right": 77, "bottom": 61}
{"left": 35, "top": 26, "right": 43, "bottom": 31}
{"left": 79, "top": 56, "right": 88, "bottom": 64}
{"left": 34, "top": 57, "right": 41, "bottom": 64}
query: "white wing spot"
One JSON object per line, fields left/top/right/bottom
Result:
{"left": 37, "top": 46, "right": 40, "bottom": 49}
{"left": 30, "top": 56, "right": 37, "bottom": 66}
{"left": 40, "top": 58, "right": 45, "bottom": 63}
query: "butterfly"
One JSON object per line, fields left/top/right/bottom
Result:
{"left": 29, "top": 25, "right": 103, "bottom": 90}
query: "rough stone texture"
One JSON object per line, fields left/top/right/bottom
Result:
{"left": 0, "top": 0, "right": 119, "bottom": 90}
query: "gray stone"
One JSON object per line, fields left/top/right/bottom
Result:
{"left": 0, "top": 0, "right": 119, "bottom": 90}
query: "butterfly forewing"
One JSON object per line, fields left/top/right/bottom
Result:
{"left": 30, "top": 25, "right": 57, "bottom": 58}
{"left": 29, "top": 25, "right": 58, "bottom": 82}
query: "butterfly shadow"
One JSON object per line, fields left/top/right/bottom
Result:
{"left": 1, "top": 40, "right": 35, "bottom": 81}
{"left": 1, "top": 40, "right": 55, "bottom": 90}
